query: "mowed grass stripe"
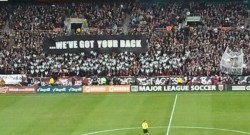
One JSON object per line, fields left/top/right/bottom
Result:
{"left": 0, "top": 95, "right": 104, "bottom": 135}
{"left": 1, "top": 93, "right": 249, "bottom": 135}
{"left": 76, "top": 94, "right": 175, "bottom": 135}
{"left": 0, "top": 94, "right": 175, "bottom": 135}
{"left": 172, "top": 94, "right": 250, "bottom": 135}
{"left": 0, "top": 95, "right": 65, "bottom": 135}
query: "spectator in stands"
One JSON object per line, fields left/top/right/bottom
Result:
{"left": 101, "top": 77, "right": 107, "bottom": 85}
{"left": 247, "top": 76, "right": 250, "bottom": 84}
{"left": 0, "top": 78, "right": 5, "bottom": 86}
{"left": 92, "top": 76, "right": 98, "bottom": 85}
{"left": 71, "top": 77, "right": 76, "bottom": 86}
{"left": 83, "top": 77, "right": 89, "bottom": 86}
{"left": 177, "top": 76, "right": 183, "bottom": 85}
{"left": 0, "top": 1, "right": 249, "bottom": 84}
{"left": 212, "top": 75, "right": 219, "bottom": 85}
{"left": 49, "top": 77, "right": 55, "bottom": 86}
{"left": 234, "top": 76, "right": 240, "bottom": 84}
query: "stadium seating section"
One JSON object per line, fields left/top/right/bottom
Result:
{"left": 0, "top": 1, "right": 250, "bottom": 77}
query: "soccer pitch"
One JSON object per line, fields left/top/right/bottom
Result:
{"left": 0, "top": 92, "right": 250, "bottom": 135}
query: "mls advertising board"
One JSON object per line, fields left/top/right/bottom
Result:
{"left": 131, "top": 85, "right": 224, "bottom": 92}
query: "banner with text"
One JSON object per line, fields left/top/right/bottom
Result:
{"left": 43, "top": 35, "right": 147, "bottom": 54}
{"left": 229, "top": 85, "right": 250, "bottom": 91}
{"left": 0, "top": 86, "right": 36, "bottom": 94}
{"left": 0, "top": 87, "right": 9, "bottom": 94}
{"left": 31, "top": 76, "right": 250, "bottom": 86}
{"left": 82, "top": 85, "right": 130, "bottom": 93}
{"left": 8, "top": 86, "right": 36, "bottom": 93}
{"left": 130, "top": 85, "right": 224, "bottom": 92}
{"left": 36, "top": 86, "right": 82, "bottom": 93}
{"left": 0, "top": 74, "right": 26, "bottom": 85}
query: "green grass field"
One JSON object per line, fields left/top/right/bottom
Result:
{"left": 0, "top": 92, "right": 250, "bottom": 135}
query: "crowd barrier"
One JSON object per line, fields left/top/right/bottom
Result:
{"left": 1, "top": 85, "right": 250, "bottom": 94}
{"left": 4, "top": 75, "right": 249, "bottom": 86}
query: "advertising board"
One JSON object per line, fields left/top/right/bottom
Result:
{"left": 0, "top": 87, "right": 8, "bottom": 93}
{"left": 8, "top": 86, "right": 36, "bottom": 93}
{"left": 0, "top": 74, "right": 26, "bottom": 85}
{"left": 130, "top": 85, "right": 224, "bottom": 92}
{"left": 36, "top": 86, "right": 82, "bottom": 93}
{"left": 0, "top": 86, "right": 36, "bottom": 94}
{"left": 82, "top": 85, "right": 130, "bottom": 93}
{"left": 230, "top": 85, "right": 250, "bottom": 91}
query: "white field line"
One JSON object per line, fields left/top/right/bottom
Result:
{"left": 166, "top": 94, "right": 178, "bottom": 135}
{"left": 81, "top": 126, "right": 165, "bottom": 135}
{"left": 81, "top": 126, "right": 250, "bottom": 135}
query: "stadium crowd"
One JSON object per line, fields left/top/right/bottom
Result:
{"left": 0, "top": 1, "right": 249, "bottom": 79}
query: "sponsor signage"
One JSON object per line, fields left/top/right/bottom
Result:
{"left": 108, "top": 86, "right": 130, "bottom": 92}
{"left": 0, "top": 87, "right": 8, "bottom": 93}
{"left": 43, "top": 35, "right": 147, "bottom": 54}
{"left": 130, "top": 85, "right": 223, "bottom": 92}
{"left": 131, "top": 85, "right": 139, "bottom": 92}
{"left": 82, "top": 85, "right": 130, "bottom": 93}
{"left": 8, "top": 86, "right": 36, "bottom": 93}
{"left": 231, "top": 85, "right": 250, "bottom": 91}
{"left": 0, "top": 86, "right": 36, "bottom": 94}
{"left": 83, "top": 86, "right": 106, "bottom": 93}
{"left": 218, "top": 85, "right": 224, "bottom": 91}
{"left": 36, "top": 86, "right": 82, "bottom": 93}
{"left": 0, "top": 74, "right": 26, "bottom": 85}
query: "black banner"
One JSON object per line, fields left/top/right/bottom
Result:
{"left": 131, "top": 85, "right": 225, "bottom": 92}
{"left": 43, "top": 35, "right": 147, "bottom": 54}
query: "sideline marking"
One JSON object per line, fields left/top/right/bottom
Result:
{"left": 166, "top": 94, "right": 178, "bottom": 135}
{"left": 81, "top": 126, "right": 250, "bottom": 135}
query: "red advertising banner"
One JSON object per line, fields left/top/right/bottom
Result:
{"left": 0, "top": 86, "right": 36, "bottom": 94}
{"left": 0, "top": 87, "right": 8, "bottom": 94}
{"left": 8, "top": 86, "right": 36, "bottom": 94}
{"left": 82, "top": 85, "right": 130, "bottom": 93}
